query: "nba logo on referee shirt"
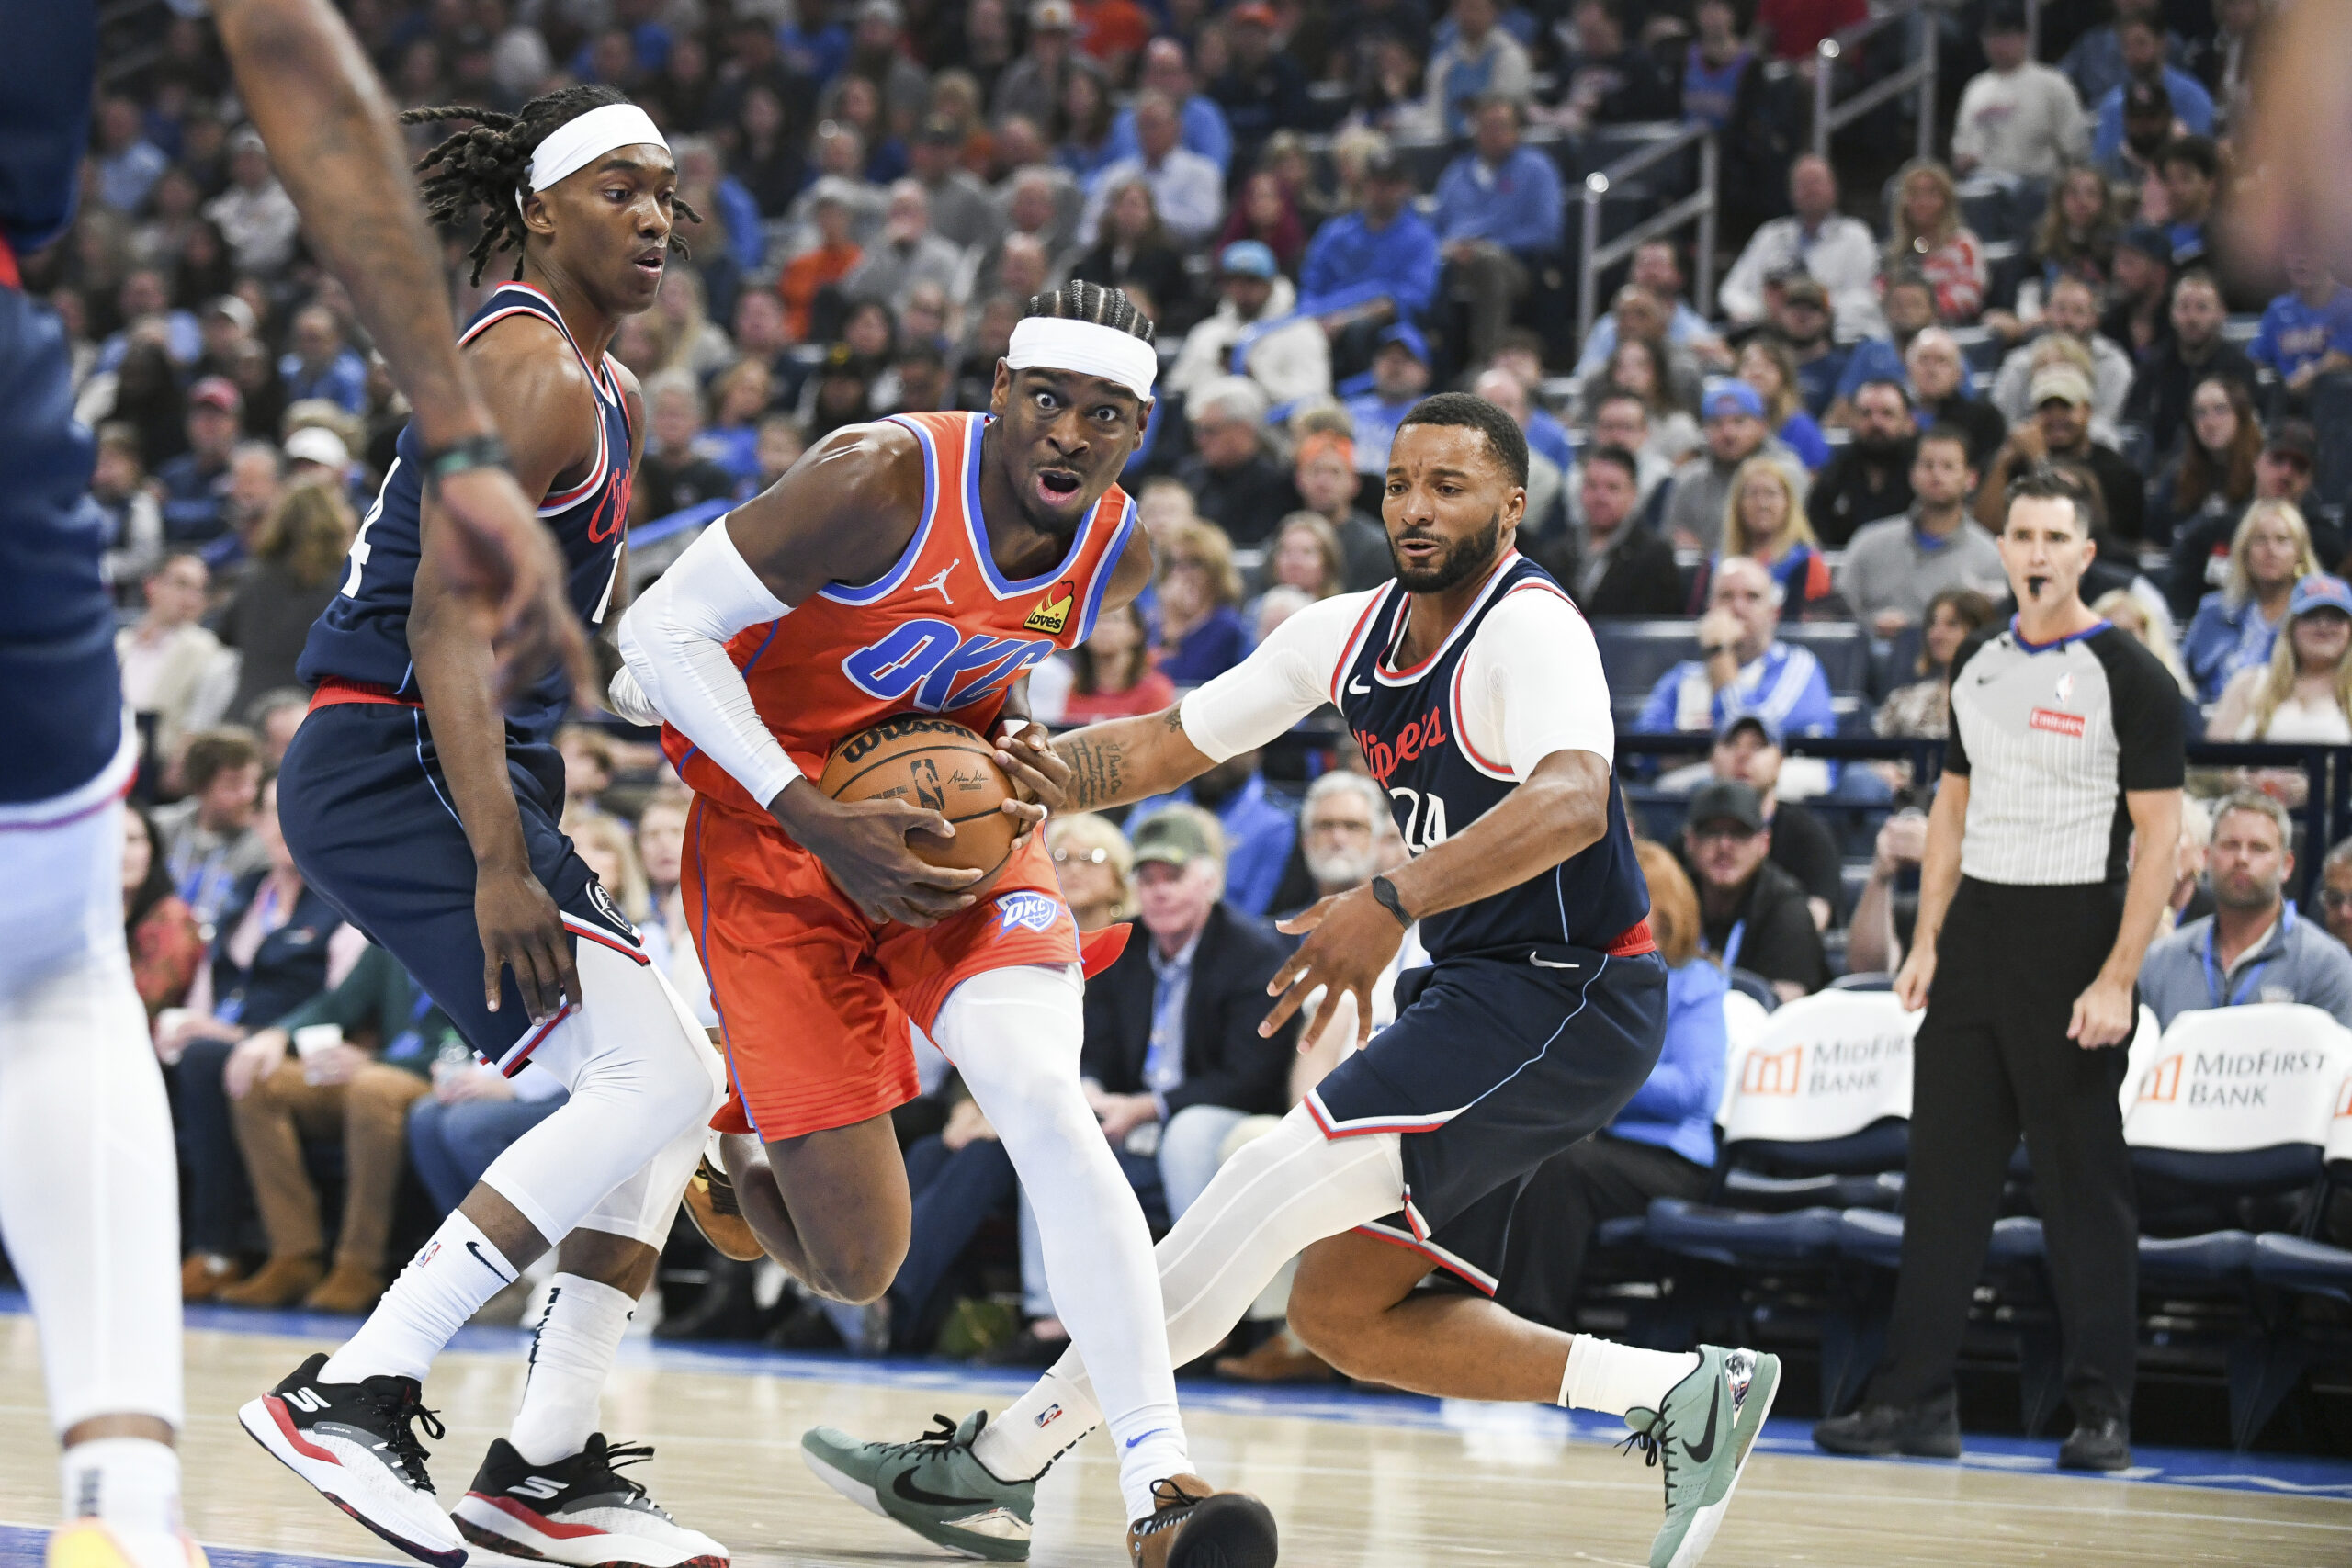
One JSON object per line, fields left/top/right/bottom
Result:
{"left": 995, "top": 892, "right": 1059, "bottom": 934}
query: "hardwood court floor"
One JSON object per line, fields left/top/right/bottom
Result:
{"left": 0, "top": 1307, "right": 2345, "bottom": 1567}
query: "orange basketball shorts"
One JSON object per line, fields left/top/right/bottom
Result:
{"left": 681, "top": 795, "right": 1080, "bottom": 1141}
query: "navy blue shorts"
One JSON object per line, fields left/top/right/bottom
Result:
{"left": 1306, "top": 941, "right": 1666, "bottom": 1293}
{"left": 276, "top": 696, "right": 644, "bottom": 1073}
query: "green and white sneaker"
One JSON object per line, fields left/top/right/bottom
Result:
{"left": 801, "top": 1410, "right": 1035, "bottom": 1562}
{"left": 1623, "top": 1344, "right": 1781, "bottom": 1568}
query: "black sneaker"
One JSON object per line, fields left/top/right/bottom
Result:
{"left": 1810, "top": 1393, "right": 1962, "bottom": 1459}
{"left": 452, "top": 1434, "right": 729, "bottom": 1567}
{"left": 2058, "top": 1416, "right": 2131, "bottom": 1472}
{"left": 237, "top": 1351, "right": 466, "bottom": 1567}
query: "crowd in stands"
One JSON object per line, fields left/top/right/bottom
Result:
{"left": 49, "top": 0, "right": 2352, "bottom": 1374}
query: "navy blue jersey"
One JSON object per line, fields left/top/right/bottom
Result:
{"left": 299, "top": 283, "right": 634, "bottom": 744}
{"left": 1334, "top": 554, "right": 1649, "bottom": 962}
{"left": 0, "top": 6, "right": 116, "bottom": 805}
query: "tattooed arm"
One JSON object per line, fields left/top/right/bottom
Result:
{"left": 1001, "top": 705, "right": 1212, "bottom": 813}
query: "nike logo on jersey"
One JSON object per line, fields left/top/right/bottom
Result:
{"left": 1528, "top": 953, "right": 1578, "bottom": 969}
{"left": 1347, "top": 678, "right": 1372, "bottom": 695}
{"left": 915, "top": 561, "right": 958, "bottom": 603}
{"left": 842, "top": 617, "right": 1057, "bottom": 713}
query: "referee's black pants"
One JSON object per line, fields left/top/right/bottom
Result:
{"left": 1870, "top": 878, "right": 2139, "bottom": 1422}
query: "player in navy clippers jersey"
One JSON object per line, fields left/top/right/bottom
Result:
{"left": 243, "top": 88, "right": 730, "bottom": 1568}
{"left": 1, "top": 10, "right": 571, "bottom": 1568}
{"left": 820, "top": 395, "right": 1780, "bottom": 1568}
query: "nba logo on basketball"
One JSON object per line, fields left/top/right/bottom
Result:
{"left": 994, "top": 892, "right": 1060, "bottom": 934}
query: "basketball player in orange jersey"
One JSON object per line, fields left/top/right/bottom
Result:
{"left": 615, "top": 281, "right": 1275, "bottom": 1568}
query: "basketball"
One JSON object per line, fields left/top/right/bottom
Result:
{"left": 818, "top": 715, "right": 1021, "bottom": 878}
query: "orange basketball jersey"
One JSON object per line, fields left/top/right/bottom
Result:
{"left": 663, "top": 411, "right": 1136, "bottom": 818}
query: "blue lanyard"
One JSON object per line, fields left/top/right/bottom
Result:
{"left": 1722, "top": 919, "right": 1747, "bottom": 973}
{"left": 2203, "top": 905, "right": 2291, "bottom": 1010}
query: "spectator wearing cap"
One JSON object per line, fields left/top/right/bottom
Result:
{"left": 1425, "top": 0, "right": 1533, "bottom": 139}
{"left": 1807, "top": 378, "right": 1916, "bottom": 549}
{"left": 1297, "top": 148, "right": 1441, "bottom": 360}
{"left": 1174, "top": 378, "right": 1292, "bottom": 546}
{"left": 842, "top": 181, "right": 966, "bottom": 315}
{"left": 1105, "top": 38, "right": 1233, "bottom": 177}
{"left": 2178, "top": 499, "right": 2322, "bottom": 702}
{"left": 204, "top": 127, "right": 300, "bottom": 277}
{"left": 1839, "top": 425, "right": 2007, "bottom": 637}
{"left": 1977, "top": 364, "right": 2145, "bottom": 543}
{"left": 2099, "top": 78, "right": 2177, "bottom": 214}
{"left": 1430, "top": 96, "right": 1563, "bottom": 370}
{"left": 1536, "top": 444, "right": 1682, "bottom": 618}
{"left": 1340, "top": 324, "right": 1435, "bottom": 479}
{"left": 1544, "top": 0, "right": 1678, "bottom": 133}
{"left": 1166, "top": 242, "right": 1330, "bottom": 410}
{"left": 1209, "top": 2, "right": 1313, "bottom": 171}
{"left": 991, "top": 0, "right": 1108, "bottom": 132}
{"left": 154, "top": 377, "right": 244, "bottom": 547}
{"left": 2209, "top": 573, "right": 2352, "bottom": 748}
{"left": 1719, "top": 156, "right": 1885, "bottom": 341}
{"left": 1952, "top": 4, "right": 2090, "bottom": 183}
{"left": 1989, "top": 276, "right": 2134, "bottom": 433}
{"left": 1636, "top": 556, "right": 1838, "bottom": 741}
{"left": 1702, "top": 713, "right": 1843, "bottom": 929}
{"left": 1760, "top": 276, "right": 1849, "bottom": 417}
{"left": 2253, "top": 248, "right": 2352, "bottom": 398}
{"left": 1077, "top": 90, "right": 1224, "bottom": 249}
{"left": 282, "top": 424, "right": 354, "bottom": 498}
{"left": 277, "top": 306, "right": 368, "bottom": 416}
{"left": 1129, "top": 738, "right": 1301, "bottom": 920}
{"left": 908, "top": 115, "right": 1001, "bottom": 254}
{"left": 2126, "top": 270, "right": 2255, "bottom": 464}
{"left": 1663, "top": 379, "right": 1799, "bottom": 554}
{"left": 2140, "top": 791, "right": 2352, "bottom": 1031}
{"left": 1679, "top": 780, "right": 1828, "bottom": 1002}
{"left": 2091, "top": 11, "right": 2214, "bottom": 165}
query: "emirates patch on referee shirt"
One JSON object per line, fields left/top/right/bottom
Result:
{"left": 2030, "top": 707, "right": 2086, "bottom": 738}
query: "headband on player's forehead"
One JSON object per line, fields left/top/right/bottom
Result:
{"left": 519, "top": 103, "right": 670, "bottom": 212}
{"left": 1004, "top": 317, "right": 1157, "bottom": 400}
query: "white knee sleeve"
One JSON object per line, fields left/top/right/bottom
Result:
{"left": 480, "top": 942, "right": 726, "bottom": 1247}
{"left": 0, "top": 941, "right": 185, "bottom": 1434}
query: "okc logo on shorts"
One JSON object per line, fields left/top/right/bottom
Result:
{"left": 994, "top": 892, "right": 1061, "bottom": 935}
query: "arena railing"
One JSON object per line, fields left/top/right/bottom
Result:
{"left": 1575, "top": 127, "right": 1721, "bottom": 348}
{"left": 1812, "top": 0, "right": 1941, "bottom": 165}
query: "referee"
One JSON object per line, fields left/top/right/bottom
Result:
{"left": 1814, "top": 468, "right": 2184, "bottom": 1472}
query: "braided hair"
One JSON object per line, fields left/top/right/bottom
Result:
{"left": 1020, "top": 280, "right": 1156, "bottom": 347}
{"left": 402, "top": 85, "right": 702, "bottom": 287}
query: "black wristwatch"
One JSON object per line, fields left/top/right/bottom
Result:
{"left": 1369, "top": 874, "right": 1413, "bottom": 929}
{"left": 420, "top": 432, "right": 512, "bottom": 494}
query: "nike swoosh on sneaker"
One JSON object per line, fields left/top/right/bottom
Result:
{"left": 891, "top": 1471, "right": 992, "bottom": 1509}
{"left": 1683, "top": 1392, "right": 1721, "bottom": 1464}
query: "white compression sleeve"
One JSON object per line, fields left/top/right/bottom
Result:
{"left": 975, "top": 1104, "right": 1404, "bottom": 1482}
{"left": 1177, "top": 591, "right": 1372, "bottom": 763}
{"left": 616, "top": 518, "right": 801, "bottom": 810}
{"left": 1455, "top": 585, "right": 1619, "bottom": 778}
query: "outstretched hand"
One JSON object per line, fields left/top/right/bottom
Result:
{"left": 1262, "top": 886, "right": 1405, "bottom": 1048}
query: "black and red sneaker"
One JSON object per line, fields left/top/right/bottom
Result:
{"left": 451, "top": 1435, "right": 729, "bottom": 1568}
{"left": 238, "top": 1352, "right": 466, "bottom": 1568}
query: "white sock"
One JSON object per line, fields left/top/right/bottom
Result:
{"left": 322, "top": 1213, "right": 516, "bottom": 1384}
{"left": 59, "top": 1437, "right": 179, "bottom": 1532}
{"left": 976, "top": 1104, "right": 1403, "bottom": 1484}
{"left": 1558, "top": 1337, "right": 1702, "bottom": 1417}
{"left": 510, "top": 1273, "right": 634, "bottom": 1465}
{"left": 1106, "top": 1405, "right": 1192, "bottom": 1524}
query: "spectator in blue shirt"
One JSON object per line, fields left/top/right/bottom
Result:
{"left": 1433, "top": 95, "right": 1564, "bottom": 367}
{"left": 2091, "top": 13, "right": 2213, "bottom": 163}
{"left": 93, "top": 95, "right": 169, "bottom": 215}
{"left": 1128, "top": 751, "right": 1300, "bottom": 919}
{"left": 154, "top": 378, "right": 244, "bottom": 547}
{"left": 2253, "top": 249, "right": 2352, "bottom": 396}
{"left": 1341, "top": 324, "right": 1436, "bottom": 478}
{"left": 1635, "top": 555, "right": 1838, "bottom": 738}
{"left": 277, "top": 305, "right": 368, "bottom": 415}
{"left": 1103, "top": 39, "right": 1232, "bottom": 175}
{"left": 1297, "top": 148, "right": 1441, "bottom": 367}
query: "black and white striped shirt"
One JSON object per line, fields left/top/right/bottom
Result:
{"left": 1945, "top": 620, "right": 2186, "bottom": 886}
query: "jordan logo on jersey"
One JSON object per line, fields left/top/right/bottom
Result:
{"left": 841, "top": 617, "right": 1057, "bottom": 713}
{"left": 915, "top": 561, "right": 957, "bottom": 603}
{"left": 1023, "top": 578, "right": 1078, "bottom": 635}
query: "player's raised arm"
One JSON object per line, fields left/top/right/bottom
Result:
{"left": 617, "top": 423, "right": 989, "bottom": 925}
{"left": 211, "top": 0, "right": 587, "bottom": 694}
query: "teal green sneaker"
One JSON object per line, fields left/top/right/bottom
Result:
{"left": 801, "top": 1410, "right": 1035, "bottom": 1562}
{"left": 1623, "top": 1345, "right": 1781, "bottom": 1568}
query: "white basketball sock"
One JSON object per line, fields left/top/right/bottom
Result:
{"left": 976, "top": 1104, "right": 1404, "bottom": 1487}
{"left": 510, "top": 1274, "right": 636, "bottom": 1465}
{"left": 324, "top": 1213, "right": 516, "bottom": 1384}
{"left": 934, "top": 964, "right": 1191, "bottom": 1523}
{"left": 59, "top": 1436, "right": 179, "bottom": 1532}
{"left": 1558, "top": 1337, "right": 1702, "bottom": 1417}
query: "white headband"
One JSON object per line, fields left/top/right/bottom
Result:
{"left": 518, "top": 103, "right": 670, "bottom": 213}
{"left": 1005, "top": 317, "right": 1157, "bottom": 400}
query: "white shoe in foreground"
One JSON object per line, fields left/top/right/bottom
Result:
{"left": 238, "top": 1352, "right": 468, "bottom": 1568}
{"left": 452, "top": 1435, "right": 728, "bottom": 1568}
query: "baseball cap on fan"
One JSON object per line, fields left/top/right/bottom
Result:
{"left": 188, "top": 376, "right": 243, "bottom": 413}
{"left": 285, "top": 425, "right": 351, "bottom": 473}
{"left": 1130, "top": 810, "right": 1219, "bottom": 871}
